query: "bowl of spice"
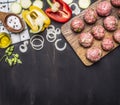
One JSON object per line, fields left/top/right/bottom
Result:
{"left": 0, "top": 12, "right": 25, "bottom": 33}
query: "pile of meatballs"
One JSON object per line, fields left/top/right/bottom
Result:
{"left": 70, "top": 0, "right": 120, "bottom": 63}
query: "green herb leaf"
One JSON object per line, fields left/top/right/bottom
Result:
{"left": 17, "top": 59, "right": 22, "bottom": 64}
{"left": 5, "top": 47, "right": 10, "bottom": 54}
{"left": 1, "top": 45, "right": 22, "bottom": 66}
{"left": 13, "top": 58, "right": 17, "bottom": 65}
{"left": 7, "top": 52, "right": 12, "bottom": 56}
{"left": 11, "top": 58, "right": 15, "bottom": 62}
{"left": 7, "top": 59, "right": 13, "bottom": 66}
{"left": 14, "top": 54, "right": 19, "bottom": 58}
{"left": 10, "top": 45, "right": 14, "bottom": 49}
{"left": 10, "top": 45, "right": 14, "bottom": 52}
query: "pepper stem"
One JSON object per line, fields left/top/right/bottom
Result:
{"left": 47, "top": 0, "right": 61, "bottom": 12}
{"left": 47, "top": 0, "right": 53, "bottom": 7}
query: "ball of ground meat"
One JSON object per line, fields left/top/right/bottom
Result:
{"left": 86, "top": 47, "right": 102, "bottom": 62}
{"left": 84, "top": 8, "right": 98, "bottom": 24}
{"left": 101, "top": 37, "right": 114, "bottom": 51}
{"left": 91, "top": 25, "right": 105, "bottom": 40}
{"left": 70, "top": 18, "right": 85, "bottom": 33}
{"left": 113, "top": 29, "right": 120, "bottom": 43}
{"left": 96, "top": 1, "right": 112, "bottom": 16}
{"left": 103, "top": 16, "right": 118, "bottom": 31}
{"left": 111, "top": 0, "right": 120, "bottom": 7}
{"left": 79, "top": 32, "right": 94, "bottom": 48}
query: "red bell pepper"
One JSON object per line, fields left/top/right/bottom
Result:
{"left": 45, "top": 0, "right": 72, "bottom": 23}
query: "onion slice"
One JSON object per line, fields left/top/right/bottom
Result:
{"left": 55, "top": 39, "right": 67, "bottom": 51}
{"left": 33, "top": 0, "right": 43, "bottom": 9}
{"left": 78, "top": 0, "right": 91, "bottom": 9}
{"left": 63, "top": 0, "right": 73, "bottom": 4}
{"left": 19, "top": 44, "right": 28, "bottom": 53}
{"left": 32, "top": 44, "right": 44, "bottom": 50}
{"left": 31, "top": 38, "right": 43, "bottom": 47}
{"left": 46, "top": 31, "right": 57, "bottom": 42}
{"left": 69, "top": 3, "right": 81, "bottom": 15}
{"left": 30, "top": 35, "right": 44, "bottom": 50}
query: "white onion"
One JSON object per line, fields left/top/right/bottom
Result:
{"left": 46, "top": 31, "right": 57, "bottom": 42}
{"left": 55, "top": 28, "right": 61, "bottom": 34}
{"left": 69, "top": 3, "right": 81, "bottom": 15}
{"left": 23, "top": 40, "right": 29, "bottom": 46}
{"left": 32, "top": 44, "right": 44, "bottom": 50}
{"left": 46, "top": 24, "right": 55, "bottom": 32}
{"left": 55, "top": 39, "right": 67, "bottom": 51}
{"left": 19, "top": 44, "right": 28, "bottom": 53}
{"left": 19, "top": 41, "right": 29, "bottom": 53}
{"left": 30, "top": 35, "right": 44, "bottom": 50}
{"left": 31, "top": 38, "right": 43, "bottom": 47}
{"left": 63, "top": 0, "right": 73, "bottom": 4}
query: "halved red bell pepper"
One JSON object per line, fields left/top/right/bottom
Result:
{"left": 45, "top": 0, "right": 72, "bottom": 23}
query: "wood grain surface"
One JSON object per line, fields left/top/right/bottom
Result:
{"left": 61, "top": 0, "right": 120, "bottom": 66}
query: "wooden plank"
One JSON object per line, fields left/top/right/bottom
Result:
{"left": 61, "top": 0, "right": 120, "bottom": 66}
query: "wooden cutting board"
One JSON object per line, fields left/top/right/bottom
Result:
{"left": 61, "top": 0, "right": 120, "bottom": 66}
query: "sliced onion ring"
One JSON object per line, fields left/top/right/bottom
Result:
{"left": 30, "top": 35, "right": 44, "bottom": 50}
{"left": 19, "top": 44, "right": 28, "bottom": 53}
{"left": 23, "top": 40, "right": 29, "bottom": 46}
{"left": 30, "top": 35, "right": 44, "bottom": 45}
{"left": 55, "top": 39, "right": 67, "bottom": 51}
{"left": 46, "top": 35, "right": 56, "bottom": 42}
{"left": 69, "top": 3, "right": 81, "bottom": 15}
{"left": 46, "top": 25, "right": 55, "bottom": 32}
{"left": 32, "top": 44, "right": 44, "bottom": 51}
{"left": 55, "top": 28, "right": 61, "bottom": 34}
{"left": 46, "top": 31, "right": 56, "bottom": 38}
{"left": 31, "top": 38, "right": 43, "bottom": 47}
{"left": 46, "top": 31, "right": 57, "bottom": 42}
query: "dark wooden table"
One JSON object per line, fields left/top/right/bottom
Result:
{"left": 1, "top": 0, "right": 120, "bottom": 105}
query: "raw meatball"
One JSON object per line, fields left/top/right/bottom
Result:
{"left": 91, "top": 25, "right": 105, "bottom": 40}
{"left": 71, "top": 18, "right": 85, "bottom": 33}
{"left": 84, "top": 8, "right": 98, "bottom": 24}
{"left": 103, "top": 16, "right": 118, "bottom": 31}
{"left": 113, "top": 29, "right": 120, "bottom": 43}
{"left": 101, "top": 37, "right": 114, "bottom": 51}
{"left": 86, "top": 47, "right": 102, "bottom": 62}
{"left": 111, "top": 0, "right": 120, "bottom": 7}
{"left": 79, "top": 32, "right": 94, "bottom": 48}
{"left": 96, "top": 1, "right": 112, "bottom": 16}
